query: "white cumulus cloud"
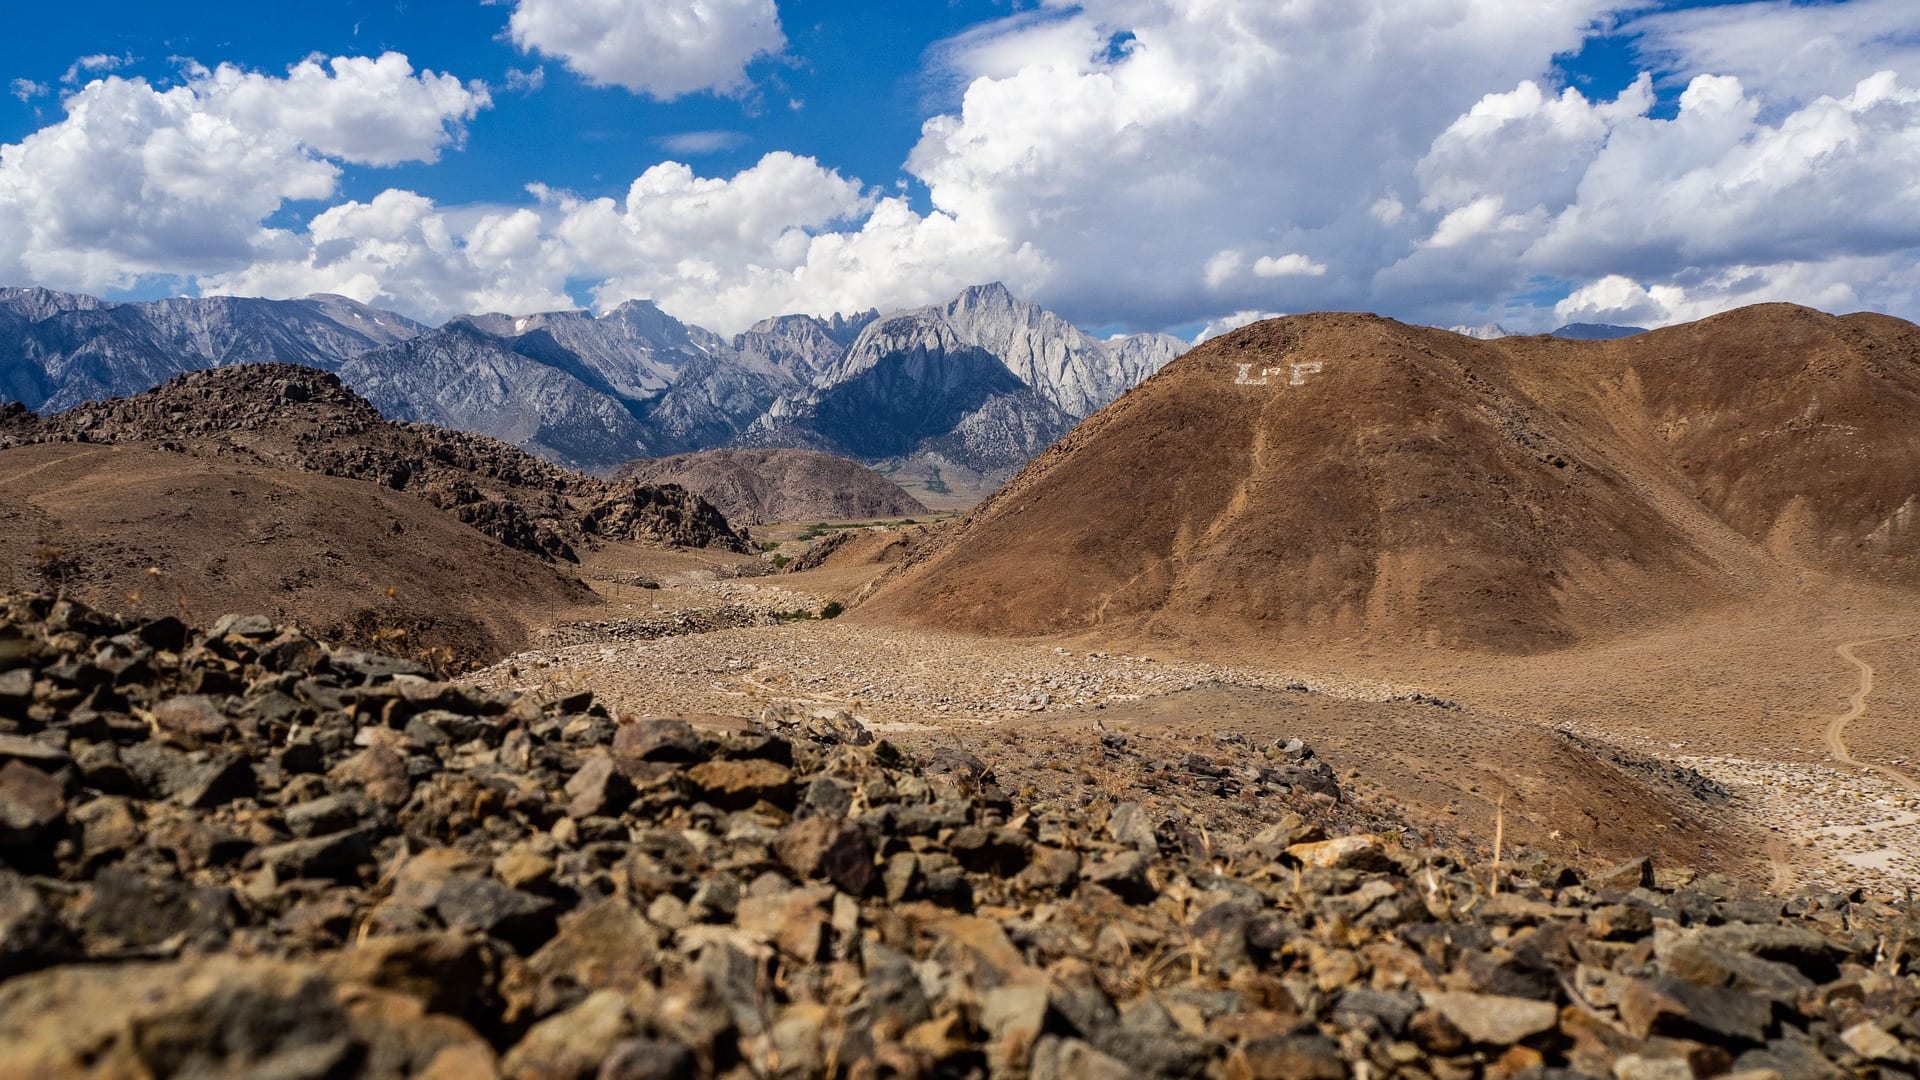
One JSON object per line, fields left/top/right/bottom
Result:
{"left": 1252, "top": 254, "right": 1328, "bottom": 278}
{"left": 12, "top": 0, "right": 1920, "bottom": 338}
{"left": 507, "top": 0, "right": 785, "bottom": 99}
{"left": 205, "top": 191, "right": 575, "bottom": 319}
{"left": 0, "top": 54, "right": 488, "bottom": 292}
{"left": 905, "top": 0, "right": 1626, "bottom": 328}
{"left": 211, "top": 152, "right": 1050, "bottom": 333}
{"left": 1382, "top": 63, "right": 1920, "bottom": 322}
{"left": 1629, "top": 0, "right": 1920, "bottom": 107}
{"left": 1194, "top": 309, "right": 1283, "bottom": 344}
{"left": 1554, "top": 258, "right": 1917, "bottom": 330}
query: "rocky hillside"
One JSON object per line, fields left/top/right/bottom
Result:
{"left": 611, "top": 448, "right": 929, "bottom": 524}
{"left": 0, "top": 592, "right": 1913, "bottom": 1077}
{"left": 870, "top": 305, "right": 1920, "bottom": 652}
{"left": 0, "top": 364, "right": 752, "bottom": 561}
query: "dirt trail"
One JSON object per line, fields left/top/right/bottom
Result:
{"left": 1764, "top": 834, "right": 1795, "bottom": 893}
{"left": 0, "top": 445, "right": 117, "bottom": 490}
{"left": 1822, "top": 635, "right": 1920, "bottom": 793}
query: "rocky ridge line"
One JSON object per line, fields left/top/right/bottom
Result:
{"left": 0, "top": 364, "right": 752, "bottom": 559}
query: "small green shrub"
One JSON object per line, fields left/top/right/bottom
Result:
{"left": 770, "top": 553, "right": 791, "bottom": 569}
{"left": 820, "top": 601, "right": 845, "bottom": 619}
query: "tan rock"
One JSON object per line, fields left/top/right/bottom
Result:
{"left": 1419, "top": 990, "right": 1558, "bottom": 1045}
{"left": 1288, "top": 835, "right": 1394, "bottom": 871}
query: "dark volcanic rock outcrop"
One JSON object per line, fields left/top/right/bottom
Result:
{"left": 0, "top": 592, "right": 1914, "bottom": 1078}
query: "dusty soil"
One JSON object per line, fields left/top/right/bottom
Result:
{"left": 470, "top": 543, "right": 1920, "bottom": 898}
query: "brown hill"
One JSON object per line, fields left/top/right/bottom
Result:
{"left": 867, "top": 304, "right": 1920, "bottom": 652}
{"left": 0, "top": 442, "right": 592, "bottom": 665}
{"left": 1, "top": 364, "right": 751, "bottom": 560}
{"left": 609, "top": 448, "right": 929, "bottom": 524}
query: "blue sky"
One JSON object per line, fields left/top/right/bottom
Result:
{"left": 1, "top": 1, "right": 1017, "bottom": 220}
{"left": 2, "top": 0, "right": 1917, "bottom": 338}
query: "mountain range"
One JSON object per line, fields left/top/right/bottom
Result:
{"left": 0, "top": 287, "right": 422, "bottom": 413}
{"left": 1441, "top": 321, "right": 1648, "bottom": 340}
{"left": 0, "top": 283, "right": 1184, "bottom": 492}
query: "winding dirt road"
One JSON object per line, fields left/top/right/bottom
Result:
{"left": 1766, "top": 633, "right": 1919, "bottom": 891}
{"left": 1822, "top": 635, "right": 1919, "bottom": 793}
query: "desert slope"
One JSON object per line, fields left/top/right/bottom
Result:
{"left": 868, "top": 305, "right": 1920, "bottom": 652}
{"left": 610, "top": 448, "right": 929, "bottom": 524}
{"left": 0, "top": 442, "right": 592, "bottom": 664}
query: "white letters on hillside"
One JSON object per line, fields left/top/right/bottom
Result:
{"left": 1234, "top": 361, "right": 1324, "bottom": 387}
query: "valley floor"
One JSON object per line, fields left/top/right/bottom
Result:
{"left": 474, "top": 538, "right": 1920, "bottom": 897}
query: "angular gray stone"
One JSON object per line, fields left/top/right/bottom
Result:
{"left": 1419, "top": 990, "right": 1558, "bottom": 1045}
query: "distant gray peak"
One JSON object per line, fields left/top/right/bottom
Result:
{"left": 0, "top": 285, "right": 108, "bottom": 321}
{"left": 1551, "top": 322, "right": 1648, "bottom": 340}
{"left": 825, "top": 308, "right": 880, "bottom": 343}
{"left": 741, "top": 308, "right": 878, "bottom": 346}
{"left": 824, "top": 282, "right": 1185, "bottom": 421}
{"left": 1443, "top": 322, "right": 1512, "bottom": 340}
{"left": 951, "top": 281, "right": 1017, "bottom": 307}
{"left": 0, "top": 289, "right": 428, "bottom": 413}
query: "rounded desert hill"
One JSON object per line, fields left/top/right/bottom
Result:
{"left": 609, "top": 447, "right": 929, "bottom": 524}
{"left": 0, "top": 441, "right": 594, "bottom": 666}
{"left": 865, "top": 305, "right": 1920, "bottom": 653}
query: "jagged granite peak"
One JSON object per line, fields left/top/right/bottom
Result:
{"left": 0, "top": 290, "right": 425, "bottom": 413}
{"left": 822, "top": 282, "right": 1183, "bottom": 420}
{"left": 1106, "top": 330, "right": 1189, "bottom": 386}
{"left": 334, "top": 298, "right": 756, "bottom": 468}
{"left": 0, "top": 285, "right": 110, "bottom": 322}
{"left": 824, "top": 307, "right": 880, "bottom": 344}
{"left": 1444, "top": 322, "right": 1512, "bottom": 340}
{"left": 636, "top": 308, "right": 881, "bottom": 456}
{"left": 449, "top": 298, "right": 724, "bottom": 402}
{"left": 734, "top": 311, "right": 872, "bottom": 381}
{"left": 742, "top": 320, "right": 1077, "bottom": 487}
{"left": 736, "top": 284, "right": 1185, "bottom": 487}
{"left": 640, "top": 348, "right": 795, "bottom": 456}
